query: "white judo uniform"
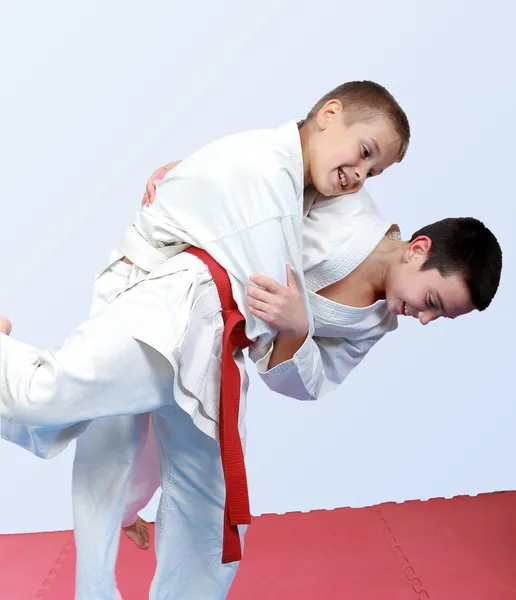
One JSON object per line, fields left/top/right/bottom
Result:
{"left": 74, "top": 186, "right": 399, "bottom": 600}
{"left": 0, "top": 121, "right": 397, "bottom": 599}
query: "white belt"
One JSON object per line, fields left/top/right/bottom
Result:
{"left": 119, "top": 226, "right": 191, "bottom": 272}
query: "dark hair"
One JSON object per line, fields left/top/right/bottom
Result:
{"left": 301, "top": 80, "right": 410, "bottom": 162}
{"left": 411, "top": 218, "right": 502, "bottom": 311}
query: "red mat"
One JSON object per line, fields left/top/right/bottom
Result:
{"left": 1, "top": 492, "right": 515, "bottom": 599}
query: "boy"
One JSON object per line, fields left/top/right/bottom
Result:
{"left": 0, "top": 204, "right": 502, "bottom": 600}
{"left": 1, "top": 81, "right": 410, "bottom": 598}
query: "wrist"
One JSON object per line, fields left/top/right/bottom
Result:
{"left": 269, "top": 327, "right": 308, "bottom": 369}
{"left": 280, "top": 325, "right": 309, "bottom": 340}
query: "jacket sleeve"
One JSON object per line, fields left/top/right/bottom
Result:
{"left": 249, "top": 318, "right": 396, "bottom": 400}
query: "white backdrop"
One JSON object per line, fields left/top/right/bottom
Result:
{"left": 0, "top": 0, "right": 514, "bottom": 534}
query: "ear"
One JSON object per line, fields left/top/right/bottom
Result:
{"left": 405, "top": 235, "right": 432, "bottom": 263}
{"left": 316, "top": 99, "right": 343, "bottom": 130}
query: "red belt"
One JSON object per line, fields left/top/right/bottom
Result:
{"left": 185, "top": 247, "right": 252, "bottom": 564}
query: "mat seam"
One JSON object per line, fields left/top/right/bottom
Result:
{"left": 34, "top": 532, "right": 75, "bottom": 599}
{"left": 370, "top": 507, "right": 431, "bottom": 599}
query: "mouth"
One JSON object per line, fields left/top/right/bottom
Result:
{"left": 337, "top": 167, "right": 350, "bottom": 191}
{"left": 401, "top": 302, "right": 409, "bottom": 317}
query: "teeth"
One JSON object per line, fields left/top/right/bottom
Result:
{"left": 339, "top": 169, "right": 347, "bottom": 188}
{"left": 404, "top": 303, "right": 409, "bottom": 316}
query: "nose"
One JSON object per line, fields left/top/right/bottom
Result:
{"left": 354, "top": 163, "right": 368, "bottom": 186}
{"left": 418, "top": 311, "right": 438, "bottom": 325}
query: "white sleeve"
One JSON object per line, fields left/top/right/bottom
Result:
{"left": 250, "top": 326, "right": 391, "bottom": 401}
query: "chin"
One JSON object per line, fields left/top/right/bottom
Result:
{"left": 385, "top": 299, "right": 396, "bottom": 315}
{"left": 310, "top": 174, "right": 332, "bottom": 197}
{"left": 318, "top": 183, "right": 337, "bottom": 198}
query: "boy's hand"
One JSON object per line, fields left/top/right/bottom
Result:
{"left": 141, "top": 160, "right": 182, "bottom": 207}
{"left": 0, "top": 316, "right": 12, "bottom": 335}
{"left": 246, "top": 265, "right": 309, "bottom": 337}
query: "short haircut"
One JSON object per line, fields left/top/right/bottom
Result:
{"left": 411, "top": 217, "right": 502, "bottom": 311}
{"left": 303, "top": 80, "right": 410, "bottom": 162}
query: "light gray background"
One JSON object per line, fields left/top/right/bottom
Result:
{"left": 0, "top": 0, "right": 514, "bottom": 533}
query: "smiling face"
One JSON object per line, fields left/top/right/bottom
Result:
{"left": 306, "top": 100, "right": 402, "bottom": 197}
{"left": 385, "top": 236, "right": 476, "bottom": 325}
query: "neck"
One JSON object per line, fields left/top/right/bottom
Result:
{"left": 361, "top": 237, "right": 407, "bottom": 297}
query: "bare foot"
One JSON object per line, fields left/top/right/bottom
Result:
{"left": 122, "top": 516, "right": 150, "bottom": 550}
{"left": 0, "top": 317, "right": 12, "bottom": 335}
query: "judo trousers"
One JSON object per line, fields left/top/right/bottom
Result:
{"left": 25, "top": 254, "right": 245, "bottom": 600}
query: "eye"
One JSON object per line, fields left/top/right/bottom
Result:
{"left": 362, "top": 144, "right": 371, "bottom": 158}
{"left": 427, "top": 295, "right": 437, "bottom": 309}
{"left": 366, "top": 170, "right": 374, "bottom": 178}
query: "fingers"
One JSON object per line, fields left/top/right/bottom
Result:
{"left": 165, "top": 160, "right": 181, "bottom": 172}
{"left": 246, "top": 284, "right": 272, "bottom": 303}
{"left": 145, "top": 167, "right": 167, "bottom": 205}
{"left": 250, "top": 268, "right": 297, "bottom": 293}
{"left": 286, "top": 264, "right": 298, "bottom": 290}
{"left": 246, "top": 284, "right": 278, "bottom": 326}
{"left": 247, "top": 304, "right": 273, "bottom": 324}
{"left": 249, "top": 273, "right": 283, "bottom": 293}
{"left": 246, "top": 295, "right": 271, "bottom": 314}
{"left": 142, "top": 161, "right": 181, "bottom": 208}
{"left": 146, "top": 179, "right": 157, "bottom": 203}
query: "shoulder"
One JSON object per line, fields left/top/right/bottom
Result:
{"left": 179, "top": 123, "right": 302, "bottom": 189}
